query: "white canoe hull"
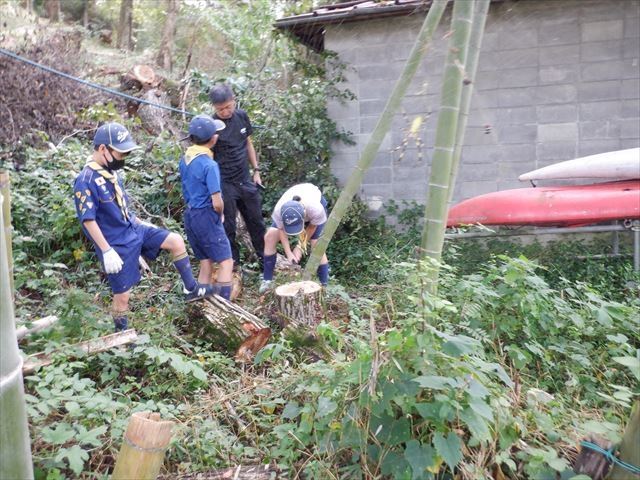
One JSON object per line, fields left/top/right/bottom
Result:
{"left": 519, "top": 148, "right": 640, "bottom": 181}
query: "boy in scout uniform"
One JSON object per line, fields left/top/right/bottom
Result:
{"left": 73, "top": 122, "right": 214, "bottom": 332}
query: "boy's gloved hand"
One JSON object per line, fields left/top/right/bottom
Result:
{"left": 103, "top": 248, "right": 124, "bottom": 274}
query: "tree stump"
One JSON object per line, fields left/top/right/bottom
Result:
{"left": 195, "top": 296, "right": 271, "bottom": 363}
{"left": 121, "top": 64, "right": 158, "bottom": 91}
{"left": 275, "top": 281, "right": 323, "bottom": 330}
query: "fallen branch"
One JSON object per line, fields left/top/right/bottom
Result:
{"left": 22, "top": 329, "right": 138, "bottom": 374}
{"left": 16, "top": 315, "right": 58, "bottom": 341}
{"left": 158, "top": 463, "right": 279, "bottom": 480}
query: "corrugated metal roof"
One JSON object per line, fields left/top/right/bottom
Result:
{"left": 275, "top": 0, "right": 435, "bottom": 52}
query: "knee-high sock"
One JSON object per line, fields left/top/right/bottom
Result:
{"left": 317, "top": 263, "right": 329, "bottom": 286}
{"left": 263, "top": 254, "right": 277, "bottom": 281}
{"left": 172, "top": 252, "right": 197, "bottom": 291}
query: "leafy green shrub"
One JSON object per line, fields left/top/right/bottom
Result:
{"left": 261, "top": 257, "right": 637, "bottom": 479}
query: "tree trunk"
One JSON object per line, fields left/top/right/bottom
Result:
{"left": 156, "top": 0, "right": 179, "bottom": 72}
{"left": 23, "top": 0, "right": 33, "bottom": 14}
{"left": 276, "top": 281, "right": 323, "bottom": 330}
{"left": 117, "top": 0, "right": 134, "bottom": 50}
{"left": 44, "top": 0, "right": 60, "bottom": 21}
{"left": 303, "top": 0, "right": 448, "bottom": 278}
{"left": 419, "top": 0, "right": 477, "bottom": 294}
{"left": 447, "top": 0, "right": 491, "bottom": 204}
{"left": 83, "top": 0, "right": 95, "bottom": 29}
{"left": 193, "top": 297, "right": 271, "bottom": 363}
{"left": 112, "top": 412, "right": 174, "bottom": 480}
{"left": 0, "top": 191, "right": 34, "bottom": 480}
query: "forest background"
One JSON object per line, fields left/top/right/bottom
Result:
{"left": 0, "top": 0, "right": 638, "bottom": 479}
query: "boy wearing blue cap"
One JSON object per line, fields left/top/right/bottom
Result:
{"left": 260, "top": 183, "right": 330, "bottom": 292}
{"left": 74, "top": 122, "right": 215, "bottom": 332}
{"left": 179, "top": 115, "right": 234, "bottom": 300}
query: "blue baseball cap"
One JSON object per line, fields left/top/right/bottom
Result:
{"left": 188, "top": 114, "right": 225, "bottom": 143}
{"left": 281, "top": 200, "right": 305, "bottom": 235}
{"left": 93, "top": 122, "right": 139, "bottom": 153}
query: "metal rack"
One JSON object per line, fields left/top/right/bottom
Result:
{"left": 445, "top": 220, "right": 640, "bottom": 272}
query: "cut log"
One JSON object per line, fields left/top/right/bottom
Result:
{"left": 22, "top": 329, "right": 138, "bottom": 374}
{"left": 196, "top": 296, "right": 271, "bottom": 363}
{"left": 276, "top": 281, "right": 323, "bottom": 330}
{"left": 137, "top": 88, "right": 172, "bottom": 135}
{"left": 15, "top": 315, "right": 58, "bottom": 341}
{"left": 158, "top": 463, "right": 279, "bottom": 480}
{"left": 121, "top": 64, "right": 158, "bottom": 91}
{"left": 112, "top": 411, "right": 174, "bottom": 480}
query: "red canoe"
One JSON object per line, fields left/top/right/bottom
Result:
{"left": 447, "top": 180, "right": 640, "bottom": 227}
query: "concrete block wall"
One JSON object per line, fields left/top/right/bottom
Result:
{"left": 324, "top": 0, "right": 640, "bottom": 216}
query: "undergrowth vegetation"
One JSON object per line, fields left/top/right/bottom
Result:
{"left": 7, "top": 135, "right": 640, "bottom": 479}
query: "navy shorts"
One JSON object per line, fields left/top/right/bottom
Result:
{"left": 184, "top": 206, "right": 232, "bottom": 262}
{"left": 272, "top": 195, "right": 328, "bottom": 240}
{"left": 97, "top": 223, "right": 170, "bottom": 294}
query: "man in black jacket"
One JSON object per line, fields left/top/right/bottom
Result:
{"left": 209, "top": 84, "right": 265, "bottom": 269}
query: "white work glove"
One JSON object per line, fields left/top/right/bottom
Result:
{"left": 102, "top": 248, "right": 124, "bottom": 274}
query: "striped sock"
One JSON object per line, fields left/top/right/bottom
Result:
{"left": 317, "top": 263, "right": 329, "bottom": 286}
{"left": 172, "top": 252, "right": 197, "bottom": 291}
{"left": 263, "top": 254, "right": 277, "bottom": 281}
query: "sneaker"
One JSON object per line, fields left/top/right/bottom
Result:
{"left": 259, "top": 280, "right": 273, "bottom": 294}
{"left": 185, "top": 283, "right": 216, "bottom": 302}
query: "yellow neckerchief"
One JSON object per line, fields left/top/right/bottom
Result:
{"left": 87, "top": 161, "right": 129, "bottom": 220}
{"left": 298, "top": 229, "right": 309, "bottom": 255}
{"left": 184, "top": 145, "right": 213, "bottom": 166}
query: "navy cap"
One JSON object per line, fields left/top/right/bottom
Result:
{"left": 188, "top": 114, "right": 225, "bottom": 143}
{"left": 93, "top": 122, "right": 139, "bottom": 153}
{"left": 281, "top": 200, "right": 305, "bottom": 235}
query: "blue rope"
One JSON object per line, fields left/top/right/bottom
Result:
{"left": 580, "top": 440, "right": 640, "bottom": 476}
{"left": 0, "top": 47, "right": 194, "bottom": 117}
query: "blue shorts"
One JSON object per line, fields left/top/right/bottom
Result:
{"left": 272, "top": 195, "right": 328, "bottom": 240}
{"left": 97, "top": 223, "right": 170, "bottom": 294}
{"left": 184, "top": 206, "right": 232, "bottom": 262}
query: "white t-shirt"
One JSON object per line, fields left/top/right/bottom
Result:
{"left": 272, "top": 183, "right": 326, "bottom": 230}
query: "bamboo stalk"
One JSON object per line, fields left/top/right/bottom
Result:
{"left": 0, "top": 191, "right": 34, "bottom": 480}
{"left": 0, "top": 171, "right": 13, "bottom": 294}
{"left": 112, "top": 411, "right": 174, "bottom": 480}
{"left": 15, "top": 315, "right": 59, "bottom": 341}
{"left": 22, "top": 329, "right": 138, "bottom": 374}
{"left": 447, "top": 0, "right": 491, "bottom": 204}
{"left": 419, "top": 0, "right": 477, "bottom": 294}
{"left": 303, "top": 0, "right": 448, "bottom": 278}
